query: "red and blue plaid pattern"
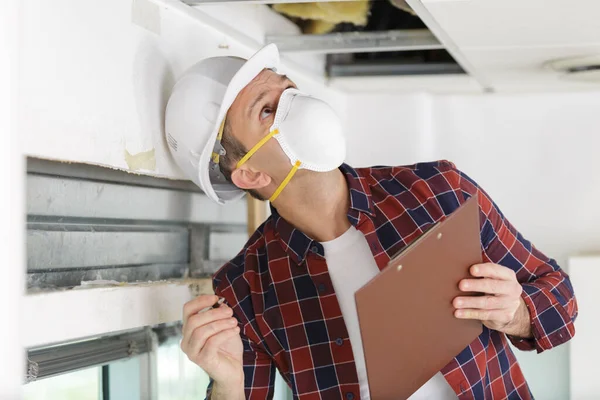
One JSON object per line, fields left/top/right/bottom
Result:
{"left": 211, "top": 161, "right": 577, "bottom": 400}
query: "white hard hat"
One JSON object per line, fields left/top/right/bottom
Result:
{"left": 165, "top": 44, "right": 280, "bottom": 204}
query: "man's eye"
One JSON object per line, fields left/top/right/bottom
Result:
{"left": 260, "top": 107, "right": 273, "bottom": 120}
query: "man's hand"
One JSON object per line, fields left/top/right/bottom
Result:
{"left": 181, "top": 295, "right": 244, "bottom": 399}
{"left": 453, "top": 263, "right": 532, "bottom": 338}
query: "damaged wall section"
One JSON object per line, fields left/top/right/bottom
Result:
{"left": 26, "top": 158, "right": 247, "bottom": 291}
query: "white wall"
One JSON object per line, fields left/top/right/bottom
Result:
{"left": 344, "top": 93, "right": 435, "bottom": 166}
{"left": 432, "top": 92, "right": 600, "bottom": 264}
{"left": 1, "top": 0, "right": 24, "bottom": 397}
{"left": 569, "top": 256, "right": 600, "bottom": 399}
{"left": 19, "top": 0, "right": 345, "bottom": 177}
{"left": 344, "top": 90, "right": 600, "bottom": 400}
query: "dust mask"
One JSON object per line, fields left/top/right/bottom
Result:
{"left": 235, "top": 89, "right": 346, "bottom": 202}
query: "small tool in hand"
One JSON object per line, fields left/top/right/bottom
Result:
{"left": 198, "top": 297, "right": 226, "bottom": 314}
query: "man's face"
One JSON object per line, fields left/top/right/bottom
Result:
{"left": 226, "top": 69, "right": 297, "bottom": 194}
{"left": 228, "top": 69, "right": 296, "bottom": 153}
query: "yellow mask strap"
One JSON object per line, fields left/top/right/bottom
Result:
{"left": 236, "top": 129, "right": 279, "bottom": 169}
{"left": 269, "top": 160, "right": 301, "bottom": 203}
{"left": 234, "top": 128, "right": 298, "bottom": 202}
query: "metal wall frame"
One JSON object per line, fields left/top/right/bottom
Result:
{"left": 26, "top": 158, "right": 247, "bottom": 290}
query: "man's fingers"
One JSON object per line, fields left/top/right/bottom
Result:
{"left": 201, "top": 326, "right": 242, "bottom": 361}
{"left": 454, "top": 309, "right": 514, "bottom": 325}
{"left": 470, "top": 263, "right": 516, "bottom": 281}
{"left": 186, "top": 317, "right": 239, "bottom": 357}
{"left": 459, "top": 278, "right": 513, "bottom": 295}
{"left": 453, "top": 295, "right": 510, "bottom": 310}
{"left": 182, "top": 306, "right": 233, "bottom": 344}
{"left": 183, "top": 295, "right": 219, "bottom": 323}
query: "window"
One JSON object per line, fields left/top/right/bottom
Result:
{"left": 24, "top": 328, "right": 293, "bottom": 400}
{"left": 23, "top": 366, "right": 101, "bottom": 400}
{"left": 156, "top": 335, "right": 293, "bottom": 400}
{"left": 157, "top": 337, "right": 211, "bottom": 400}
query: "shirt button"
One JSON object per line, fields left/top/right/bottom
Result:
{"left": 345, "top": 392, "right": 355, "bottom": 400}
{"left": 311, "top": 245, "right": 319, "bottom": 254}
{"left": 318, "top": 283, "right": 326, "bottom": 293}
{"left": 335, "top": 338, "right": 343, "bottom": 346}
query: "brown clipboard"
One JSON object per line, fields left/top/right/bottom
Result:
{"left": 355, "top": 195, "right": 483, "bottom": 400}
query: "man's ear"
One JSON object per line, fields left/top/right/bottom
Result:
{"left": 231, "top": 166, "right": 271, "bottom": 191}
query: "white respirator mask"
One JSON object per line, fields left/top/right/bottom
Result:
{"left": 234, "top": 88, "right": 346, "bottom": 202}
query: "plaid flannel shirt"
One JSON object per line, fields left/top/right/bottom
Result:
{"left": 211, "top": 161, "right": 577, "bottom": 400}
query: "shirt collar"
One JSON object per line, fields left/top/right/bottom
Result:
{"left": 270, "top": 163, "right": 375, "bottom": 264}
{"left": 340, "top": 163, "right": 376, "bottom": 221}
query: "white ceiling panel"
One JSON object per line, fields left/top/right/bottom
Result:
{"left": 424, "top": 0, "right": 600, "bottom": 49}
{"left": 463, "top": 45, "right": 600, "bottom": 70}
{"left": 486, "top": 72, "right": 600, "bottom": 93}
{"left": 461, "top": 45, "right": 600, "bottom": 92}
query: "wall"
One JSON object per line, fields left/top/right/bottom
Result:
{"left": 1, "top": 0, "right": 24, "bottom": 397}
{"left": 344, "top": 90, "right": 600, "bottom": 400}
{"left": 432, "top": 92, "right": 600, "bottom": 264}
{"left": 344, "top": 93, "right": 435, "bottom": 166}
{"left": 19, "top": 0, "right": 345, "bottom": 178}
{"left": 569, "top": 256, "right": 600, "bottom": 399}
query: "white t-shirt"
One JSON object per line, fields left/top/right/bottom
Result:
{"left": 321, "top": 226, "right": 457, "bottom": 400}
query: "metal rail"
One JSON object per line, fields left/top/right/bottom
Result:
{"left": 25, "top": 158, "right": 247, "bottom": 289}
{"left": 27, "top": 329, "right": 154, "bottom": 382}
{"left": 267, "top": 30, "right": 444, "bottom": 54}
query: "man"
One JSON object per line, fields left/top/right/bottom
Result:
{"left": 165, "top": 45, "right": 577, "bottom": 400}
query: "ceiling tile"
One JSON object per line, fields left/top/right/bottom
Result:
{"left": 425, "top": 0, "right": 600, "bottom": 48}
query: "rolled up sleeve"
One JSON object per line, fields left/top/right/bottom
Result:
{"left": 439, "top": 161, "right": 578, "bottom": 353}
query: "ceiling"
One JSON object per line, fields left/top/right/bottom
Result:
{"left": 186, "top": 0, "right": 600, "bottom": 93}
{"left": 402, "top": 0, "right": 600, "bottom": 93}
